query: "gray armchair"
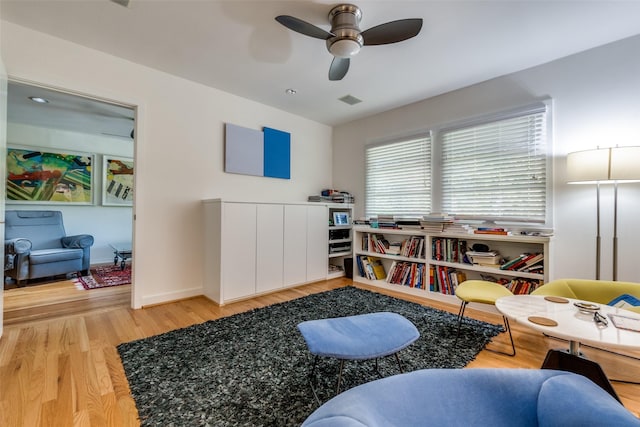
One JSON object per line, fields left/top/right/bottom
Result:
{"left": 4, "top": 210, "right": 94, "bottom": 285}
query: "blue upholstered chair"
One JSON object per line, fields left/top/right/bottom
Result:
{"left": 301, "top": 369, "right": 640, "bottom": 427}
{"left": 4, "top": 210, "right": 94, "bottom": 285}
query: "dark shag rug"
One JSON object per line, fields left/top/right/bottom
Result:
{"left": 117, "top": 286, "right": 503, "bottom": 426}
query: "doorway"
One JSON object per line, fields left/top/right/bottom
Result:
{"left": 3, "top": 80, "right": 135, "bottom": 323}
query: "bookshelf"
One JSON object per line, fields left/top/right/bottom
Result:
{"left": 328, "top": 205, "right": 354, "bottom": 279}
{"left": 352, "top": 226, "right": 551, "bottom": 304}
{"left": 352, "top": 227, "right": 432, "bottom": 300}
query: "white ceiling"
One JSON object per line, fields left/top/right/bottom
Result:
{"left": 8, "top": 81, "right": 136, "bottom": 140}
{"left": 3, "top": 0, "right": 640, "bottom": 131}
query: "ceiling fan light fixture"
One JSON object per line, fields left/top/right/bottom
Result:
{"left": 276, "top": 3, "right": 422, "bottom": 80}
{"left": 329, "top": 38, "right": 361, "bottom": 58}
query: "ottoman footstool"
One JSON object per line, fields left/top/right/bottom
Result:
{"left": 297, "top": 312, "right": 420, "bottom": 402}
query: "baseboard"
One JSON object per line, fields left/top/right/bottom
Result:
{"left": 140, "top": 286, "right": 203, "bottom": 307}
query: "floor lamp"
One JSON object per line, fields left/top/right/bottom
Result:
{"left": 608, "top": 146, "right": 640, "bottom": 280}
{"left": 567, "top": 147, "right": 640, "bottom": 280}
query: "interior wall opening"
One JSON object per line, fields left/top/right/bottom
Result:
{"left": 3, "top": 79, "right": 135, "bottom": 319}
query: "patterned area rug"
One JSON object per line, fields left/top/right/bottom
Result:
{"left": 117, "top": 286, "right": 503, "bottom": 426}
{"left": 75, "top": 264, "right": 131, "bottom": 290}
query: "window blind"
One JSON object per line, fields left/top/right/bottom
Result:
{"left": 440, "top": 110, "right": 547, "bottom": 222}
{"left": 365, "top": 135, "right": 431, "bottom": 217}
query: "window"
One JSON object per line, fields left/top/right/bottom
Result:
{"left": 365, "top": 135, "right": 431, "bottom": 217}
{"left": 440, "top": 106, "right": 548, "bottom": 223}
{"left": 364, "top": 102, "right": 550, "bottom": 224}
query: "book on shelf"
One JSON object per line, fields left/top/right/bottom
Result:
{"left": 500, "top": 278, "right": 542, "bottom": 295}
{"left": 387, "top": 261, "right": 425, "bottom": 289}
{"left": 473, "top": 229, "right": 509, "bottom": 235}
{"left": 396, "top": 218, "right": 422, "bottom": 229}
{"left": 387, "top": 242, "right": 402, "bottom": 255}
{"left": 465, "top": 250, "right": 501, "bottom": 265}
{"left": 430, "top": 265, "right": 466, "bottom": 295}
{"left": 401, "top": 236, "right": 425, "bottom": 258}
{"left": 362, "top": 233, "right": 389, "bottom": 254}
{"left": 499, "top": 253, "right": 544, "bottom": 272}
{"left": 356, "top": 255, "right": 387, "bottom": 281}
{"left": 500, "top": 253, "right": 529, "bottom": 270}
{"left": 432, "top": 237, "right": 468, "bottom": 263}
{"left": 368, "top": 256, "right": 387, "bottom": 280}
{"left": 356, "top": 255, "right": 372, "bottom": 280}
{"left": 372, "top": 234, "right": 389, "bottom": 254}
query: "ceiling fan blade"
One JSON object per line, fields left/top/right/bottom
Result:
{"left": 329, "top": 57, "right": 350, "bottom": 81}
{"left": 275, "top": 15, "right": 333, "bottom": 40}
{"left": 362, "top": 18, "right": 423, "bottom": 46}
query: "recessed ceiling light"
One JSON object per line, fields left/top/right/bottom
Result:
{"left": 285, "top": 88, "right": 297, "bottom": 95}
{"left": 28, "top": 96, "right": 50, "bottom": 104}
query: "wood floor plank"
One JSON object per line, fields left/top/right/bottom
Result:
{"left": 1, "top": 277, "right": 639, "bottom": 425}
{"left": 0, "top": 328, "right": 20, "bottom": 367}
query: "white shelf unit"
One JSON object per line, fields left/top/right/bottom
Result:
{"left": 352, "top": 226, "right": 551, "bottom": 304}
{"left": 352, "top": 227, "right": 433, "bottom": 300}
{"left": 431, "top": 232, "right": 550, "bottom": 280}
{"left": 327, "top": 205, "right": 354, "bottom": 279}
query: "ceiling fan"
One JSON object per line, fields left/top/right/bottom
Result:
{"left": 275, "top": 4, "right": 422, "bottom": 81}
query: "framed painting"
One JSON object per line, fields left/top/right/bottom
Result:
{"left": 102, "top": 155, "right": 134, "bottom": 206}
{"left": 6, "top": 147, "right": 94, "bottom": 204}
{"left": 333, "top": 211, "right": 350, "bottom": 226}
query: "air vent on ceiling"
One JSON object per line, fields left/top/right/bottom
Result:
{"left": 338, "top": 95, "right": 362, "bottom": 106}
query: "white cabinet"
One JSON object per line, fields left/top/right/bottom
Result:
{"left": 284, "top": 205, "right": 308, "bottom": 286}
{"left": 256, "top": 204, "right": 284, "bottom": 293}
{"left": 203, "top": 199, "right": 331, "bottom": 305}
{"left": 283, "top": 204, "right": 328, "bottom": 286}
{"left": 220, "top": 202, "right": 256, "bottom": 301}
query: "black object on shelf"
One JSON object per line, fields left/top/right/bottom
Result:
{"left": 344, "top": 258, "right": 353, "bottom": 279}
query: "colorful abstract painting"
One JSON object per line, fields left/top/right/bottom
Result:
{"left": 6, "top": 147, "right": 93, "bottom": 204}
{"left": 103, "top": 156, "right": 134, "bottom": 206}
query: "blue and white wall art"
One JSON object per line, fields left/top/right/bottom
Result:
{"left": 225, "top": 123, "right": 291, "bottom": 179}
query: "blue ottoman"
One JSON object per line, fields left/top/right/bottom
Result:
{"left": 298, "top": 312, "right": 420, "bottom": 400}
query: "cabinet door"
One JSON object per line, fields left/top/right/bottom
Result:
{"left": 306, "top": 205, "right": 328, "bottom": 282}
{"left": 256, "top": 204, "right": 284, "bottom": 293}
{"left": 221, "top": 203, "right": 257, "bottom": 301}
{"left": 283, "top": 205, "right": 308, "bottom": 286}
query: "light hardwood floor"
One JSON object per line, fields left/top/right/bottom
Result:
{"left": 1, "top": 278, "right": 639, "bottom": 426}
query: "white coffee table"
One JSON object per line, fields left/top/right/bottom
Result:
{"left": 495, "top": 294, "right": 640, "bottom": 402}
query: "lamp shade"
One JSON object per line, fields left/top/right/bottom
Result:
{"left": 567, "top": 146, "right": 640, "bottom": 184}
{"left": 609, "top": 146, "right": 640, "bottom": 182}
{"left": 566, "top": 148, "right": 611, "bottom": 184}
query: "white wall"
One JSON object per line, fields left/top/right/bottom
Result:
{"left": 333, "top": 34, "right": 640, "bottom": 283}
{"left": 1, "top": 21, "right": 333, "bottom": 307}
{"left": 6, "top": 122, "right": 133, "bottom": 264}
{"left": 0, "top": 13, "right": 6, "bottom": 338}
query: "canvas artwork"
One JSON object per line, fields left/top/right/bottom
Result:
{"left": 6, "top": 147, "right": 93, "bottom": 204}
{"left": 224, "top": 123, "right": 291, "bottom": 179}
{"left": 103, "top": 156, "right": 134, "bottom": 206}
